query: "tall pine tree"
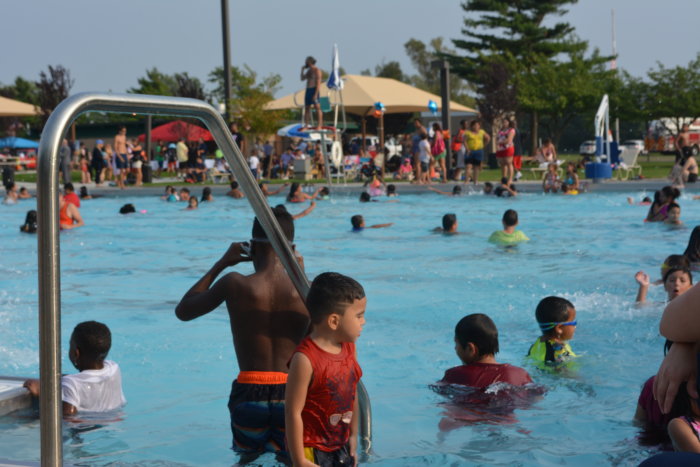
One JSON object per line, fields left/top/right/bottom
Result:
{"left": 447, "top": 0, "right": 587, "bottom": 153}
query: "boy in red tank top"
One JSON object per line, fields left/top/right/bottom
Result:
{"left": 285, "top": 272, "right": 366, "bottom": 467}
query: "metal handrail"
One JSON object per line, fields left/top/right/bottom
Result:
{"left": 36, "top": 93, "right": 371, "bottom": 466}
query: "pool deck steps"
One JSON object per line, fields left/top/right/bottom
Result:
{"left": 0, "top": 377, "right": 31, "bottom": 417}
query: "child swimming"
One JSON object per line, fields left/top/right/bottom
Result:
{"left": 350, "top": 215, "right": 393, "bottom": 231}
{"left": 488, "top": 209, "right": 529, "bottom": 245}
{"left": 636, "top": 267, "right": 692, "bottom": 304}
{"left": 440, "top": 313, "right": 532, "bottom": 388}
{"left": 433, "top": 213, "right": 458, "bottom": 234}
{"left": 527, "top": 296, "right": 577, "bottom": 364}
{"left": 664, "top": 203, "right": 682, "bottom": 226}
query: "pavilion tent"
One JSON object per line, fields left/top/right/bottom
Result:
{"left": 265, "top": 74, "right": 476, "bottom": 116}
{"left": 0, "top": 96, "right": 40, "bottom": 117}
{"left": 0, "top": 136, "right": 39, "bottom": 149}
{"left": 137, "top": 120, "right": 213, "bottom": 142}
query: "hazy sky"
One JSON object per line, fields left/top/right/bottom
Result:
{"left": 2, "top": 0, "right": 698, "bottom": 101}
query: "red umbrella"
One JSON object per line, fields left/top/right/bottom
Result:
{"left": 138, "top": 120, "right": 214, "bottom": 142}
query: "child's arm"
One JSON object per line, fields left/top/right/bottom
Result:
{"left": 23, "top": 379, "right": 78, "bottom": 417}
{"left": 285, "top": 353, "right": 317, "bottom": 467}
{"left": 635, "top": 271, "right": 650, "bottom": 303}
{"left": 369, "top": 223, "right": 393, "bottom": 229}
{"left": 668, "top": 417, "right": 700, "bottom": 453}
{"left": 293, "top": 201, "right": 316, "bottom": 220}
{"left": 427, "top": 186, "right": 450, "bottom": 196}
{"left": 349, "top": 389, "right": 360, "bottom": 466}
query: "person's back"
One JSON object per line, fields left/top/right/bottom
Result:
{"left": 175, "top": 205, "right": 309, "bottom": 458}
{"left": 489, "top": 209, "right": 528, "bottom": 245}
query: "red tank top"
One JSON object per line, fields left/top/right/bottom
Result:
{"left": 294, "top": 336, "right": 362, "bottom": 452}
{"left": 59, "top": 204, "right": 72, "bottom": 227}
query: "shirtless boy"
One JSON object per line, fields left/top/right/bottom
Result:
{"left": 301, "top": 56, "right": 323, "bottom": 128}
{"left": 113, "top": 126, "right": 128, "bottom": 189}
{"left": 175, "top": 206, "right": 309, "bottom": 460}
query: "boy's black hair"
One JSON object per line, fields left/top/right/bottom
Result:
{"left": 253, "top": 204, "right": 294, "bottom": 241}
{"left": 20, "top": 210, "right": 37, "bottom": 233}
{"left": 287, "top": 182, "right": 301, "bottom": 201}
{"left": 306, "top": 272, "right": 365, "bottom": 325}
{"left": 684, "top": 226, "right": 700, "bottom": 263}
{"left": 663, "top": 267, "right": 693, "bottom": 285}
{"left": 232, "top": 181, "right": 239, "bottom": 189}
{"left": 502, "top": 209, "right": 518, "bottom": 227}
{"left": 665, "top": 254, "right": 691, "bottom": 271}
{"left": 79, "top": 186, "right": 88, "bottom": 197}
{"left": 484, "top": 182, "right": 493, "bottom": 193}
{"left": 442, "top": 213, "right": 457, "bottom": 231}
{"left": 452, "top": 185, "right": 462, "bottom": 195}
{"left": 359, "top": 192, "right": 371, "bottom": 202}
{"left": 119, "top": 203, "right": 136, "bottom": 214}
{"left": 500, "top": 177, "right": 508, "bottom": 185}
{"left": 668, "top": 202, "right": 681, "bottom": 212}
{"left": 72, "top": 321, "right": 111, "bottom": 363}
{"left": 64, "top": 182, "right": 75, "bottom": 192}
{"left": 320, "top": 186, "right": 330, "bottom": 196}
{"left": 180, "top": 187, "right": 190, "bottom": 194}
{"left": 455, "top": 313, "right": 499, "bottom": 356}
{"left": 351, "top": 215, "right": 363, "bottom": 229}
{"left": 662, "top": 185, "right": 681, "bottom": 201}
{"left": 535, "top": 296, "right": 574, "bottom": 328}
{"left": 201, "top": 187, "right": 212, "bottom": 201}
{"left": 642, "top": 196, "right": 652, "bottom": 203}
{"left": 386, "top": 184, "right": 396, "bottom": 194}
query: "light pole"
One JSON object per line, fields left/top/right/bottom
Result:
{"left": 221, "top": 0, "right": 232, "bottom": 125}
{"left": 431, "top": 60, "right": 451, "bottom": 173}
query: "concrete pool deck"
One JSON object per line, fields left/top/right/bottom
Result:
{"left": 14, "top": 177, "right": 700, "bottom": 197}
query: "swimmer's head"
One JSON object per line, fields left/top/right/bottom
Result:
{"left": 483, "top": 182, "right": 493, "bottom": 194}
{"left": 667, "top": 203, "right": 681, "bottom": 222}
{"left": 454, "top": 313, "right": 499, "bottom": 364}
{"left": 69, "top": 321, "right": 111, "bottom": 370}
{"left": 231, "top": 181, "right": 239, "bottom": 190}
{"left": 188, "top": 197, "right": 198, "bottom": 209}
{"left": 19, "top": 187, "right": 28, "bottom": 195}
{"left": 386, "top": 184, "right": 396, "bottom": 196}
{"left": 201, "top": 187, "right": 212, "bottom": 201}
{"left": 452, "top": 185, "right": 462, "bottom": 195}
{"left": 320, "top": 186, "right": 330, "bottom": 196}
{"left": 661, "top": 186, "right": 681, "bottom": 203}
{"left": 662, "top": 255, "right": 691, "bottom": 278}
{"left": 502, "top": 209, "right": 518, "bottom": 227}
{"left": 79, "top": 186, "right": 88, "bottom": 197}
{"left": 306, "top": 272, "right": 366, "bottom": 330}
{"left": 535, "top": 296, "right": 576, "bottom": 340}
{"left": 442, "top": 213, "right": 457, "bottom": 232}
{"left": 642, "top": 196, "right": 652, "bottom": 203}
{"left": 119, "top": 203, "right": 136, "bottom": 215}
{"left": 663, "top": 267, "right": 692, "bottom": 301}
{"left": 20, "top": 210, "right": 37, "bottom": 233}
{"left": 288, "top": 182, "right": 301, "bottom": 200}
{"left": 351, "top": 215, "right": 364, "bottom": 230}
{"left": 359, "top": 192, "right": 371, "bottom": 203}
{"left": 684, "top": 226, "right": 700, "bottom": 263}
{"left": 64, "top": 182, "right": 75, "bottom": 194}
{"left": 253, "top": 205, "right": 294, "bottom": 243}
{"left": 500, "top": 177, "right": 509, "bottom": 185}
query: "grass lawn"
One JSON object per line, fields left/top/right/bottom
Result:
{"left": 11, "top": 153, "right": 677, "bottom": 186}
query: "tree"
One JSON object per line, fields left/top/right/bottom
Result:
{"left": 173, "top": 72, "right": 206, "bottom": 100}
{"left": 0, "top": 76, "right": 40, "bottom": 136}
{"left": 373, "top": 61, "right": 406, "bottom": 82}
{"left": 448, "top": 0, "right": 588, "bottom": 153}
{"left": 128, "top": 68, "right": 177, "bottom": 96}
{"left": 643, "top": 53, "right": 700, "bottom": 136}
{"left": 36, "top": 65, "right": 74, "bottom": 127}
{"left": 404, "top": 37, "right": 474, "bottom": 106}
{"left": 473, "top": 56, "right": 517, "bottom": 149}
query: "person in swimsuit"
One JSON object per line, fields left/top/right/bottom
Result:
{"left": 676, "top": 123, "right": 693, "bottom": 163}
{"left": 561, "top": 162, "right": 579, "bottom": 192}
{"left": 667, "top": 380, "right": 700, "bottom": 453}
{"left": 113, "top": 126, "right": 128, "bottom": 189}
{"left": 301, "top": 56, "right": 323, "bottom": 129}
{"left": 286, "top": 182, "right": 320, "bottom": 203}
{"left": 431, "top": 122, "right": 448, "bottom": 183}
{"left": 350, "top": 215, "right": 392, "bottom": 231}
{"left": 496, "top": 118, "right": 516, "bottom": 185}
{"left": 59, "top": 194, "right": 84, "bottom": 230}
{"left": 175, "top": 206, "right": 309, "bottom": 462}
{"left": 542, "top": 163, "right": 560, "bottom": 193}
{"left": 527, "top": 296, "right": 577, "bottom": 365}
{"left": 646, "top": 186, "right": 680, "bottom": 222}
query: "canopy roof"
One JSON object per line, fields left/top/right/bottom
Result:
{"left": 0, "top": 136, "right": 39, "bottom": 149}
{"left": 266, "top": 74, "right": 476, "bottom": 117}
{"left": 0, "top": 96, "right": 40, "bottom": 117}
{"left": 137, "top": 120, "right": 213, "bottom": 142}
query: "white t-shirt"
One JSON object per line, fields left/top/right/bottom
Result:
{"left": 249, "top": 155, "right": 260, "bottom": 170}
{"left": 61, "top": 360, "right": 126, "bottom": 412}
{"left": 419, "top": 140, "right": 431, "bottom": 163}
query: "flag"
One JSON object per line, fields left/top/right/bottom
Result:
{"left": 327, "top": 44, "right": 343, "bottom": 90}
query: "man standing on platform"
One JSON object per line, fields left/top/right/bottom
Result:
{"left": 301, "top": 56, "right": 322, "bottom": 129}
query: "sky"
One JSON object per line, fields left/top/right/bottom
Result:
{"left": 2, "top": 0, "right": 699, "bottom": 102}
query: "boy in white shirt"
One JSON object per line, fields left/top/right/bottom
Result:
{"left": 24, "top": 321, "right": 126, "bottom": 416}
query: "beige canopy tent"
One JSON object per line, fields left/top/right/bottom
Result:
{"left": 0, "top": 96, "right": 40, "bottom": 117}
{"left": 266, "top": 74, "right": 476, "bottom": 116}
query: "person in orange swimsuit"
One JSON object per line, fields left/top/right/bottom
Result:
{"left": 59, "top": 194, "right": 84, "bottom": 230}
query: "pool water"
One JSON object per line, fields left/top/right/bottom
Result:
{"left": 0, "top": 188, "right": 696, "bottom": 466}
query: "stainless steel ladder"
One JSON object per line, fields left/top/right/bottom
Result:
{"left": 36, "top": 93, "right": 371, "bottom": 466}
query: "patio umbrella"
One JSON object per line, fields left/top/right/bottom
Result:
{"left": 0, "top": 96, "right": 40, "bottom": 117}
{"left": 0, "top": 136, "right": 40, "bottom": 149}
{"left": 137, "top": 120, "right": 213, "bottom": 142}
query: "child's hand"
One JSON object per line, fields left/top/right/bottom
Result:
{"left": 635, "top": 271, "right": 650, "bottom": 287}
{"left": 220, "top": 242, "right": 252, "bottom": 266}
{"left": 23, "top": 379, "right": 39, "bottom": 397}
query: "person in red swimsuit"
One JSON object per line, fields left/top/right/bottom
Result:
{"left": 286, "top": 272, "right": 366, "bottom": 467}
{"left": 441, "top": 313, "right": 532, "bottom": 388}
{"left": 59, "top": 194, "right": 84, "bottom": 230}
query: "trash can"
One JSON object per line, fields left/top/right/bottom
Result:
{"left": 2, "top": 166, "right": 15, "bottom": 188}
{"left": 142, "top": 164, "right": 152, "bottom": 183}
{"left": 293, "top": 158, "right": 312, "bottom": 180}
{"left": 487, "top": 152, "right": 498, "bottom": 169}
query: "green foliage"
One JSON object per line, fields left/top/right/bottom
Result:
{"left": 374, "top": 61, "right": 406, "bottom": 82}
{"left": 0, "top": 77, "right": 41, "bottom": 136}
{"left": 128, "top": 68, "right": 177, "bottom": 96}
{"left": 36, "top": 65, "right": 74, "bottom": 127}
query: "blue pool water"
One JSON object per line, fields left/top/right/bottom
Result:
{"left": 0, "top": 188, "right": 697, "bottom": 465}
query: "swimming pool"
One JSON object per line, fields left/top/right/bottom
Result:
{"left": 0, "top": 188, "right": 696, "bottom": 465}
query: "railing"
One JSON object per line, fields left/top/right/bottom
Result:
{"left": 36, "top": 93, "right": 371, "bottom": 466}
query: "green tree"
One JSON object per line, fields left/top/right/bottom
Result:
{"left": 373, "top": 61, "right": 406, "bottom": 81}
{"left": 448, "top": 0, "right": 588, "bottom": 153}
{"left": 173, "top": 72, "right": 206, "bottom": 100}
{"left": 36, "top": 65, "right": 74, "bottom": 127}
{"left": 0, "top": 76, "right": 40, "bottom": 136}
{"left": 128, "top": 68, "right": 177, "bottom": 96}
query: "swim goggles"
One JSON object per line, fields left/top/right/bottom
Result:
{"left": 538, "top": 320, "right": 577, "bottom": 332}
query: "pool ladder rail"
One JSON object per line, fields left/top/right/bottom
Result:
{"left": 34, "top": 93, "right": 372, "bottom": 466}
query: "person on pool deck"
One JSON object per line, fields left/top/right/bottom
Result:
{"left": 175, "top": 206, "right": 309, "bottom": 460}
{"left": 527, "top": 296, "right": 577, "bottom": 364}
{"left": 488, "top": 209, "right": 529, "bottom": 245}
{"left": 23, "top": 321, "right": 126, "bottom": 416}
{"left": 433, "top": 213, "right": 459, "bottom": 234}
{"left": 285, "top": 272, "right": 365, "bottom": 467}
{"left": 113, "top": 126, "right": 128, "bottom": 189}
{"left": 441, "top": 313, "right": 532, "bottom": 388}
{"left": 301, "top": 56, "right": 323, "bottom": 129}
{"left": 227, "top": 181, "right": 245, "bottom": 199}
{"left": 59, "top": 194, "right": 84, "bottom": 230}
{"left": 350, "top": 215, "right": 393, "bottom": 232}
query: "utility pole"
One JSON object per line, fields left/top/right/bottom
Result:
{"left": 432, "top": 60, "right": 452, "bottom": 173}
{"left": 221, "top": 0, "right": 233, "bottom": 126}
